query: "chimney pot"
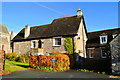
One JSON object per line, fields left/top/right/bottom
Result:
{"left": 77, "top": 8, "right": 82, "bottom": 17}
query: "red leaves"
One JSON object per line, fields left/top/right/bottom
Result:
{"left": 29, "top": 55, "right": 70, "bottom": 71}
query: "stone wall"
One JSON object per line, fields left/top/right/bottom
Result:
{"left": 42, "top": 37, "right": 66, "bottom": 55}
{"left": 13, "top": 41, "right": 31, "bottom": 55}
{"left": 13, "top": 37, "right": 67, "bottom": 55}
{"left": 110, "top": 34, "right": 120, "bottom": 75}
{"left": 0, "top": 50, "right": 5, "bottom": 74}
{"left": 1, "top": 33, "right": 11, "bottom": 53}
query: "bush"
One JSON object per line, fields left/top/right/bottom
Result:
{"left": 6, "top": 52, "right": 18, "bottom": 61}
{"left": 19, "top": 53, "right": 30, "bottom": 63}
{"left": 49, "top": 51, "right": 66, "bottom": 56}
{"left": 29, "top": 54, "right": 70, "bottom": 72}
{"left": 79, "top": 58, "right": 111, "bottom": 74}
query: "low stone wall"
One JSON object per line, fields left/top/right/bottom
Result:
{"left": 0, "top": 50, "right": 5, "bottom": 74}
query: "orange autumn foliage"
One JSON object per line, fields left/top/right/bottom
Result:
{"left": 29, "top": 54, "right": 70, "bottom": 71}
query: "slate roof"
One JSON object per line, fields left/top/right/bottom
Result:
{"left": 0, "top": 24, "right": 9, "bottom": 34}
{"left": 13, "top": 16, "right": 86, "bottom": 41}
{"left": 87, "top": 28, "right": 120, "bottom": 48}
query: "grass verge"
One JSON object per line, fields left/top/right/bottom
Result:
{"left": 5, "top": 59, "right": 29, "bottom": 72}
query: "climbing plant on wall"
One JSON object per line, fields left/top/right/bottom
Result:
{"left": 64, "top": 37, "right": 76, "bottom": 55}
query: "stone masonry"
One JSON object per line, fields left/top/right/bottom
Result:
{"left": 110, "top": 34, "right": 120, "bottom": 75}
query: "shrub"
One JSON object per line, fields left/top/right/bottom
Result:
{"left": 29, "top": 54, "right": 70, "bottom": 72}
{"left": 49, "top": 51, "right": 66, "bottom": 56}
{"left": 36, "top": 66, "right": 40, "bottom": 70}
{"left": 19, "top": 52, "right": 30, "bottom": 63}
{"left": 6, "top": 52, "right": 18, "bottom": 61}
{"left": 102, "top": 72, "right": 106, "bottom": 74}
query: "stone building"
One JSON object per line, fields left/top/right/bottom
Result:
{"left": 87, "top": 28, "right": 120, "bottom": 59}
{"left": 12, "top": 8, "right": 88, "bottom": 57}
{"left": 110, "top": 34, "right": 120, "bottom": 75}
{"left": 0, "top": 24, "right": 11, "bottom": 53}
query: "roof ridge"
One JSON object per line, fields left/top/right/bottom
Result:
{"left": 88, "top": 28, "right": 120, "bottom": 34}
{"left": 52, "top": 15, "right": 77, "bottom": 22}
{"left": 30, "top": 24, "right": 51, "bottom": 28}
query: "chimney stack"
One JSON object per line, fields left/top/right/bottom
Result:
{"left": 77, "top": 8, "right": 82, "bottom": 17}
{"left": 24, "top": 25, "right": 30, "bottom": 38}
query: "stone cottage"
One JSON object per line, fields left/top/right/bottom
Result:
{"left": 12, "top": 8, "right": 88, "bottom": 57}
{"left": 87, "top": 28, "right": 120, "bottom": 59}
{"left": 110, "top": 33, "right": 120, "bottom": 75}
{"left": 0, "top": 24, "right": 11, "bottom": 53}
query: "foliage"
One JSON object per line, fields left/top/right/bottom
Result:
{"left": 49, "top": 51, "right": 66, "bottom": 56}
{"left": 64, "top": 37, "right": 75, "bottom": 55}
{"left": 6, "top": 52, "right": 18, "bottom": 61}
{"left": 102, "top": 72, "right": 106, "bottom": 74}
{"left": 19, "top": 52, "right": 30, "bottom": 63}
{"left": 29, "top": 54, "right": 70, "bottom": 72}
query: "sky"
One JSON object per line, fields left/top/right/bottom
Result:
{"left": 1, "top": 2, "right": 118, "bottom": 35}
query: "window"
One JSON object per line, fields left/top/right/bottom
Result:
{"left": 100, "top": 36, "right": 107, "bottom": 44}
{"left": 112, "top": 34, "right": 117, "bottom": 38}
{"left": 88, "top": 49, "right": 94, "bottom": 58}
{"left": 31, "top": 41, "right": 36, "bottom": 48}
{"left": 101, "top": 47, "right": 106, "bottom": 58}
{"left": 53, "top": 37, "right": 61, "bottom": 46}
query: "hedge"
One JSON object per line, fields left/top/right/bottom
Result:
{"left": 29, "top": 55, "right": 70, "bottom": 72}
{"left": 79, "top": 58, "right": 112, "bottom": 74}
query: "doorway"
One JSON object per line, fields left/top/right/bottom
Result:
{"left": 38, "top": 40, "right": 42, "bottom": 48}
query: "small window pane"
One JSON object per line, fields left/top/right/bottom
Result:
{"left": 32, "top": 41, "right": 36, "bottom": 48}
{"left": 55, "top": 38, "right": 61, "bottom": 45}
{"left": 101, "top": 48, "right": 106, "bottom": 58}
{"left": 89, "top": 49, "right": 94, "bottom": 58}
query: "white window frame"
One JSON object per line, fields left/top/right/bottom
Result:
{"left": 100, "top": 35, "right": 107, "bottom": 44}
{"left": 112, "top": 34, "right": 117, "bottom": 38}
{"left": 53, "top": 37, "right": 62, "bottom": 46}
{"left": 31, "top": 41, "right": 36, "bottom": 48}
{"left": 101, "top": 47, "right": 107, "bottom": 58}
{"left": 88, "top": 48, "right": 95, "bottom": 58}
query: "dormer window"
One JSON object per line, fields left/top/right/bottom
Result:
{"left": 100, "top": 36, "right": 107, "bottom": 44}
{"left": 112, "top": 34, "right": 117, "bottom": 38}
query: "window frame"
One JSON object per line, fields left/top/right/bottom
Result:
{"left": 88, "top": 48, "right": 95, "bottom": 58}
{"left": 101, "top": 47, "right": 107, "bottom": 58}
{"left": 31, "top": 41, "right": 36, "bottom": 48}
{"left": 53, "top": 37, "right": 62, "bottom": 46}
{"left": 100, "top": 35, "right": 108, "bottom": 44}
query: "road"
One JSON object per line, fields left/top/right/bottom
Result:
{"left": 2, "top": 69, "right": 110, "bottom": 78}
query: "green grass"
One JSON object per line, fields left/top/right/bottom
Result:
{"left": 5, "top": 60, "right": 29, "bottom": 72}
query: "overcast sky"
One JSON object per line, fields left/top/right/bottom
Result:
{"left": 1, "top": 2, "right": 118, "bottom": 35}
